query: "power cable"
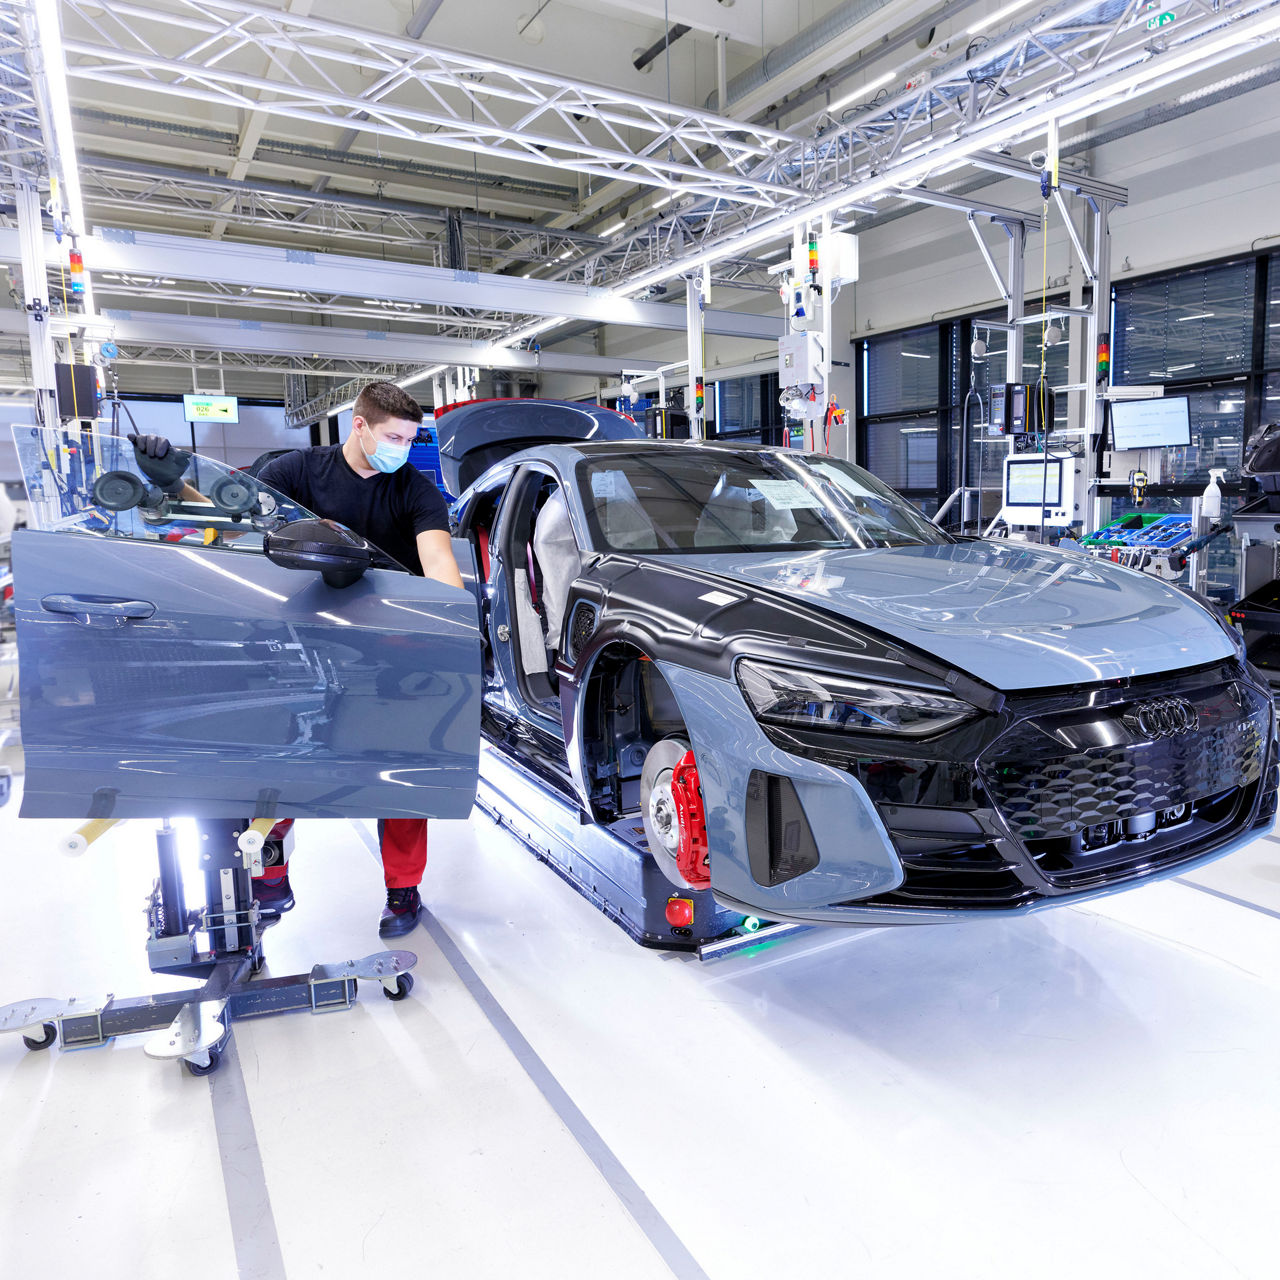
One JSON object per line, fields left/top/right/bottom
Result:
{"left": 517, "top": 1, "right": 552, "bottom": 38}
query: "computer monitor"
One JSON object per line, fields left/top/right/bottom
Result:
{"left": 1004, "top": 456, "right": 1064, "bottom": 508}
{"left": 1108, "top": 395, "right": 1191, "bottom": 451}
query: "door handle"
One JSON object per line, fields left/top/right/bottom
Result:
{"left": 41, "top": 594, "right": 156, "bottom": 626}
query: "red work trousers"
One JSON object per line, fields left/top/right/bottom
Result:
{"left": 256, "top": 818, "right": 427, "bottom": 889}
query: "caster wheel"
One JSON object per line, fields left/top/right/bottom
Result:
{"left": 382, "top": 973, "right": 414, "bottom": 1001}
{"left": 185, "top": 1048, "right": 221, "bottom": 1077}
{"left": 22, "top": 1022, "right": 57, "bottom": 1051}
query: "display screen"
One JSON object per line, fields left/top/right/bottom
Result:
{"left": 1005, "top": 458, "right": 1063, "bottom": 507}
{"left": 1109, "top": 395, "right": 1191, "bottom": 450}
{"left": 182, "top": 394, "right": 240, "bottom": 423}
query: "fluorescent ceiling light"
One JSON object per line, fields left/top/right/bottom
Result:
{"left": 1167, "top": 362, "right": 1196, "bottom": 372}
{"left": 902, "top": 352, "right": 931, "bottom": 359}
{"left": 254, "top": 287, "right": 305, "bottom": 298}
{"left": 829, "top": 71, "right": 895, "bottom": 115}
{"left": 652, "top": 193, "right": 676, "bottom": 208}
{"left": 397, "top": 364, "right": 448, "bottom": 390}
{"left": 1176, "top": 312, "right": 1215, "bottom": 321}
{"left": 557, "top": 250, "right": 574, "bottom": 261}
{"left": 966, "top": 0, "right": 1039, "bottom": 36}
{"left": 601, "top": 221, "right": 626, "bottom": 237}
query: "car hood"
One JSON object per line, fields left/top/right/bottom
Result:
{"left": 663, "top": 541, "right": 1235, "bottom": 690}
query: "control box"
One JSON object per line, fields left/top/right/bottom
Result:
{"left": 779, "top": 331, "right": 824, "bottom": 389}
{"left": 990, "top": 381, "right": 1055, "bottom": 435}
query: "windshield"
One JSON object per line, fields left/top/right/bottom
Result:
{"left": 575, "top": 447, "right": 948, "bottom": 555}
{"left": 10, "top": 425, "right": 410, "bottom": 570}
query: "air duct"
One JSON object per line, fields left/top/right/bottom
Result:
{"left": 706, "top": 0, "right": 895, "bottom": 112}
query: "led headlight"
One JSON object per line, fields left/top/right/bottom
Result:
{"left": 736, "top": 660, "right": 977, "bottom": 738}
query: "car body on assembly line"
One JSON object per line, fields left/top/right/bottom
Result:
{"left": 6, "top": 409, "right": 1276, "bottom": 947}
{"left": 441, "top": 401, "right": 1277, "bottom": 933}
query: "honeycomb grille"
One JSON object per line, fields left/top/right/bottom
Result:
{"left": 568, "top": 601, "right": 598, "bottom": 660}
{"left": 979, "top": 680, "right": 1269, "bottom": 841}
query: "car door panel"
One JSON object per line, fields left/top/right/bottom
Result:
{"left": 13, "top": 530, "right": 481, "bottom": 820}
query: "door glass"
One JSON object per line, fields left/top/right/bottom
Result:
{"left": 11, "top": 426, "right": 411, "bottom": 571}
{"left": 13, "top": 425, "right": 316, "bottom": 548}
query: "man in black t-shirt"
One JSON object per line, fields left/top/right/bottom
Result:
{"left": 252, "top": 382, "right": 461, "bottom": 936}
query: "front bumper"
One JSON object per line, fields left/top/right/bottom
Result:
{"left": 760, "top": 659, "right": 1277, "bottom": 919}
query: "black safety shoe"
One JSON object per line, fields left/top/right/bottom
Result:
{"left": 379, "top": 886, "right": 424, "bottom": 937}
{"left": 254, "top": 873, "right": 295, "bottom": 922}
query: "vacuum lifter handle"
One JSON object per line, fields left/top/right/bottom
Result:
{"left": 62, "top": 818, "right": 120, "bottom": 857}
{"left": 237, "top": 818, "right": 276, "bottom": 855}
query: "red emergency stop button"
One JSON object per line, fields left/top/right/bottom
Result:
{"left": 665, "top": 897, "right": 694, "bottom": 928}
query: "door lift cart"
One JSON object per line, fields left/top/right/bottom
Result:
{"left": 0, "top": 815, "right": 417, "bottom": 1075}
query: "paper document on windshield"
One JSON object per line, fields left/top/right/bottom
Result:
{"left": 749, "top": 479, "right": 824, "bottom": 510}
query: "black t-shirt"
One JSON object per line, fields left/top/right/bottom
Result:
{"left": 258, "top": 445, "right": 449, "bottom": 576}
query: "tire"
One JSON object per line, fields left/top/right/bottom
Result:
{"left": 22, "top": 1022, "right": 57, "bottom": 1051}
{"left": 382, "top": 973, "right": 414, "bottom": 1001}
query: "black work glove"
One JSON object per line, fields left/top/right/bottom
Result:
{"left": 128, "top": 433, "right": 192, "bottom": 497}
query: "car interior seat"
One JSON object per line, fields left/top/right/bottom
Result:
{"left": 694, "top": 482, "right": 798, "bottom": 547}
{"left": 531, "top": 486, "right": 582, "bottom": 660}
{"left": 594, "top": 472, "right": 661, "bottom": 550}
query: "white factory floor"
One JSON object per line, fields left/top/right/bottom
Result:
{"left": 3, "top": 777, "right": 1280, "bottom": 1280}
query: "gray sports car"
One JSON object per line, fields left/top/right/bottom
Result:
{"left": 8, "top": 407, "right": 1276, "bottom": 946}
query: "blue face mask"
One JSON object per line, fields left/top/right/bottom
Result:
{"left": 361, "top": 433, "right": 411, "bottom": 474}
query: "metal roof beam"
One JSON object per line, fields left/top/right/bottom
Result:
{"left": 0, "top": 307, "right": 664, "bottom": 376}
{"left": 0, "top": 225, "right": 781, "bottom": 340}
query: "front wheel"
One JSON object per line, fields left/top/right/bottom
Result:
{"left": 639, "top": 737, "right": 709, "bottom": 890}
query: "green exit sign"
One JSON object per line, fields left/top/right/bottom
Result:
{"left": 1145, "top": 6, "right": 1177, "bottom": 28}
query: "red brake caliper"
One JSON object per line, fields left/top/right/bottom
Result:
{"left": 669, "top": 750, "right": 711, "bottom": 890}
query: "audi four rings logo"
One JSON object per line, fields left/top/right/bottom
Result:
{"left": 1123, "top": 697, "right": 1199, "bottom": 740}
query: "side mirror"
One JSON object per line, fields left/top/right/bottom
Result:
{"left": 263, "top": 519, "right": 373, "bottom": 589}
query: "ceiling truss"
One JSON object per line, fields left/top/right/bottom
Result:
{"left": 60, "top": 0, "right": 804, "bottom": 208}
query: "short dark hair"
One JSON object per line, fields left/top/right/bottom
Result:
{"left": 354, "top": 381, "right": 424, "bottom": 428}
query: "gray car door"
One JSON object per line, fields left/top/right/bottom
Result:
{"left": 10, "top": 427, "right": 481, "bottom": 821}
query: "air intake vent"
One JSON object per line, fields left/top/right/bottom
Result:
{"left": 744, "top": 771, "right": 820, "bottom": 887}
{"left": 568, "top": 601, "right": 598, "bottom": 660}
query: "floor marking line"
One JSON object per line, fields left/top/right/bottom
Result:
{"left": 209, "top": 1036, "right": 289, "bottom": 1280}
{"left": 348, "top": 818, "right": 710, "bottom": 1280}
{"left": 421, "top": 909, "right": 711, "bottom": 1280}
{"left": 1173, "top": 876, "right": 1280, "bottom": 923}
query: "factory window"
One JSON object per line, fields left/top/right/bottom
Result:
{"left": 1267, "top": 252, "right": 1280, "bottom": 384}
{"left": 1114, "top": 259, "right": 1255, "bottom": 386}
{"left": 859, "top": 324, "right": 951, "bottom": 511}
{"left": 865, "top": 417, "right": 938, "bottom": 493}
{"left": 865, "top": 326, "right": 941, "bottom": 416}
{"left": 1106, "top": 255, "right": 1271, "bottom": 601}
{"left": 712, "top": 373, "right": 786, "bottom": 445}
